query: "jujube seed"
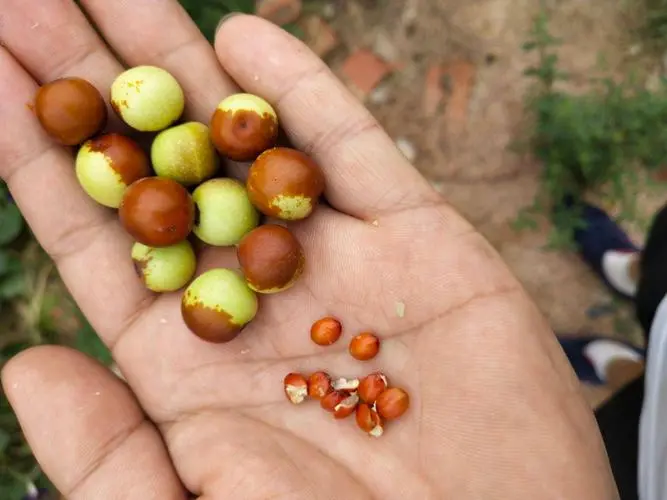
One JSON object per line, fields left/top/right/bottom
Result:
{"left": 357, "top": 372, "right": 388, "bottom": 404}
{"left": 349, "top": 332, "right": 380, "bottom": 361}
{"left": 356, "top": 403, "right": 384, "bottom": 437}
{"left": 376, "top": 388, "right": 410, "bottom": 420}
{"left": 307, "top": 371, "right": 333, "bottom": 400}
{"left": 284, "top": 373, "right": 309, "bottom": 405}
{"left": 310, "top": 316, "right": 342, "bottom": 346}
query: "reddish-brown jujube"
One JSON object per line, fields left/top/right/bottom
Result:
{"left": 119, "top": 177, "right": 194, "bottom": 247}
{"left": 237, "top": 224, "right": 304, "bottom": 294}
{"left": 210, "top": 93, "right": 279, "bottom": 161}
{"left": 35, "top": 77, "right": 107, "bottom": 146}
{"left": 246, "top": 147, "right": 325, "bottom": 221}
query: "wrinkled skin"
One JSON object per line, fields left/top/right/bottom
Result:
{"left": 0, "top": 2, "right": 618, "bottom": 499}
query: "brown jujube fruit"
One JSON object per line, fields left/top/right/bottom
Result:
{"left": 237, "top": 224, "right": 304, "bottom": 293}
{"left": 181, "top": 302, "right": 239, "bottom": 344}
{"left": 246, "top": 147, "right": 325, "bottom": 221}
{"left": 119, "top": 177, "right": 194, "bottom": 247}
{"left": 35, "top": 77, "right": 107, "bottom": 146}
{"left": 211, "top": 108, "right": 278, "bottom": 162}
{"left": 87, "top": 134, "right": 151, "bottom": 183}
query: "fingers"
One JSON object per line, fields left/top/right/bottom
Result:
{"left": 0, "top": 0, "right": 126, "bottom": 129}
{"left": 2, "top": 346, "right": 186, "bottom": 499}
{"left": 78, "top": 0, "right": 238, "bottom": 123}
{"left": 214, "top": 15, "right": 440, "bottom": 220}
{"left": 0, "top": 46, "right": 154, "bottom": 345}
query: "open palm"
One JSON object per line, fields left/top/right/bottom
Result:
{"left": 0, "top": 2, "right": 617, "bottom": 499}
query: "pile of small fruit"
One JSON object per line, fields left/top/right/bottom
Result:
{"left": 33, "top": 65, "right": 410, "bottom": 437}
{"left": 284, "top": 317, "right": 410, "bottom": 438}
{"left": 33, "top": 65, "right": 324, "bottom": 343}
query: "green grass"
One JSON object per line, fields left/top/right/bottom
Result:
{"left": 516, "top": 8, "right": 667, "bottom": 248}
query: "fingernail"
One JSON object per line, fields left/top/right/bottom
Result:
{"left": 216, "top": 12, "right": 243, "bottom": 35}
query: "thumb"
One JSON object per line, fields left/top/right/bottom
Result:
{"left": 2, "top": 345, "right": 186, "bottom": 499}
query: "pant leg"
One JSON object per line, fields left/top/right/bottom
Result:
{"left": 595, "top": 376, "right": 643, "bottom": 500}
{"left": 593, "top": 201, "right": 667, "bottom": 499}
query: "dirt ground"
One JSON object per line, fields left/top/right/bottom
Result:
{"left": 319, "top": 0, "right": 667, "bottom": 407}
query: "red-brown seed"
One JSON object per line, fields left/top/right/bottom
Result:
{"left": 358, "top": 372, "right": 389, "bottom": 404}
{"left": 321, "top": 389, "right": 349, "bottom": 412}
{"left": 307, "top": 371, "right": 333, "bottom": 400}
{"left": 376, "top": 387, "right": 410, "bottom": 420}
{"left": 310, "top": 317, "right": 342, "bottom": 346}
{"left": 349, "top": 332, "right": 380, "bottom": 361}
{"left": 356, "top": 403, "right": 384, "bottom": 437}
{"left": 284, "top": 373, "right": 308, "bottom": 405}
{"left": 333, "top": 392, "right": 360, "bottom": 419}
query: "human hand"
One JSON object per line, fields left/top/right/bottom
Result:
{"left": 0, "top": 2, "right": 618, "bottom": 499}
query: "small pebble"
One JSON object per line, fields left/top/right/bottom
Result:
{"left": 373, "top": 32, "right": 399, "bottom": 63}
{"left": 395, "top": 301, "right": 406, "bottom": 318}
{"left": 395, "top": 137, "right": 417, "bottom": 162}
{"left": 369, "top": 83, "right": 391, "bottom": 105}
{"left": 322, "top": 2, "right": 336, "bottom": 20}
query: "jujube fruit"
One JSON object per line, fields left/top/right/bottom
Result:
{"left": 192, "top": 178, "right": 259, "bottom": 246}
{"left": 131, "top": 241, "right": 196, "bottom": 292}
{"left": 75, "top": 133, "right": 151, "bottom": 208}
{"left": 210, "top": 93, "right": 279, "bottom": 162}
{"left": 247, "top": 147, "right": 325, "bottom": 220}
{"left": 110, "top": 66, "right": 184, "bottom": 132}
{"left": 237, "top": 224, "right": 305, "bottom": 294}
{"left": 119, "top": 177, "right": 194, "bottom": 247}
{"left": 181, "top": 268, "right": 259, "bottom": 343}
{"left": 35, "top": 77, "right": 107, "bottom": 146}
{"left": 151, "top": 122, "right": 219, "bottom": 186}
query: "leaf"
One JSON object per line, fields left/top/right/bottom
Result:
{"left": 0, "top": 205, "right": 23, "bottom": 246}
{"left": 74, "top": 321, "right": 112, "bottom": 366}
{"left": 0, "top": 272, "right": 26, "bottom": 299}
{"left": 0, "top": 428, "right": 11, "bottom": 454}
{"left": 0, "top": 477, "right": 31, "bottom": 500}
{"left": 282, "top": 23, "right": 305, "bottom": 39}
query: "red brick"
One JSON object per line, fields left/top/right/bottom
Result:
{"left": 442, "top": 60, "right": 476, "bottom": 135}
{"left": 299, "top": 15, "right": 339, "bottom": 59}
{"left": 341, "top": 49, "right": 392, "bottom": 97}
{"left": 256, "top": 0, "right": 302, "bottom": 26}
{"left": 423, "top": 64, "right": 444, "bottom": 117}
